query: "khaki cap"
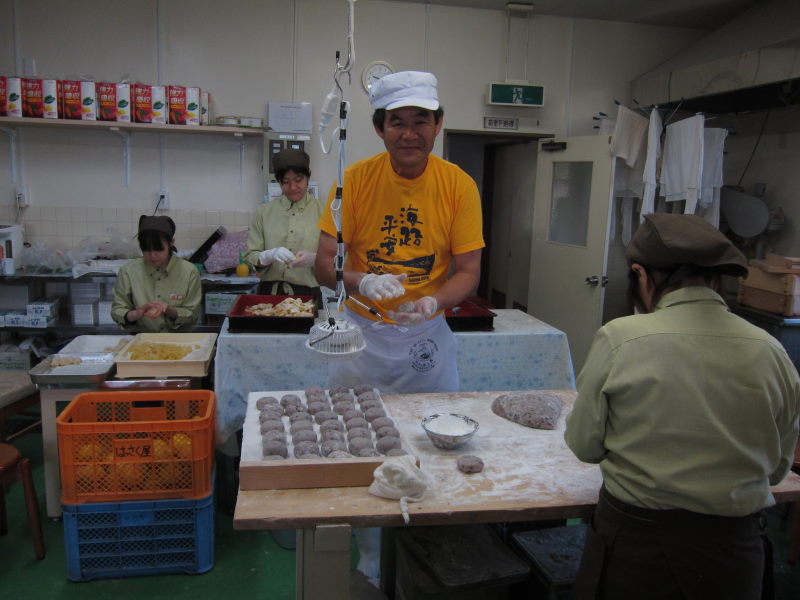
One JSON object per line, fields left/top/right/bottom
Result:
{"left": 138, "top": 215, "right": 175, "bottom": 238}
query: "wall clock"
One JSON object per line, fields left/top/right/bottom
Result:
{"left": 362, "top": 60, "right": 395, "bottom": 93}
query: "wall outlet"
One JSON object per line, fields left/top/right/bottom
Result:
{"left": 155, "top": 191, "right": 170, "bottom": 211}
{"left": 15, "top": 187, "right": 30, "bottom": 208}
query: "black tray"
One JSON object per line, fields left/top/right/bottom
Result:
{"left": 445, "top": 300, "right": 496, "bottom": 331}
{"left": 227, "top": 294, "right": 316, "bottom": 333}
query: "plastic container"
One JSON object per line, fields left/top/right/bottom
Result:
{"left": 510, "top": 524, "right": 587, "bottom": 600}
{"left": 57, "top": 390, "right": 215, "bottom": 504}
{"left": 62, "top": 489, "right": 214, "bottom": 581}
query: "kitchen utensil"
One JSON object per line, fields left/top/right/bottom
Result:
{"left": 421, "top": 413, "right": 479, "bottom": 450}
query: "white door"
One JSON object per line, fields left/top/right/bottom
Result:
{"left": 527, "top": 135, "right": 615, "bottom": 374}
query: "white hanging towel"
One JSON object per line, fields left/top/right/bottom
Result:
{"left": 610, "top": 105, "right": 648, "bottom": 167}
{"left": 699, "top": 127, "right": 727, "bottom": 227}
{"left": 612, "top": 153, "right": 645, "bottom": 245}
{"left": 660, "top": 114, "right": 705, "bottom": 214}
{"left": 640, "top": 108, "right": 662, "bottom": 222}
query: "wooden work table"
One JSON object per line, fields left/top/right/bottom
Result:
{"left": 234, "top": 390, "right": 800, "bottom": 600}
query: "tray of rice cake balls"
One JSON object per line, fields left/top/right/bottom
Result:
{"left": 238, "top": 384, "right": 416, "bottom": 490}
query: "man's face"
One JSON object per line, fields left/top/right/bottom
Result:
{"left": 376, "top": 107, "right": 443, "bottom": 178}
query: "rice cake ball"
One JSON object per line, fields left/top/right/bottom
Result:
{"left": 314, "top": 410, "right": 338, "bottom": 424}
{"left": 307, "top": 401, "right": 330, "bottom": 415}
{"left": 364, "top": 407, "right": 387, "bottom": 423}
{"left": 386, "top": 448, "right": 408, "bottom": 457}
{"left": 262, "top": 454, "right": 285, "bottom": 461}
{"left": 328, "top": 450, "right": 353, "bottom": 458}
{"left": 261, "top": 430, "right": 286, "bottom": 443}
{"left": 457, "top": 455, "right": 484, "bottom": 474}
{"left": 256, "top": 396, "right": 280, "bottom": 409}
{"left": 305, "top": 386, "right": 325, "bottom": 398}
{"left": 332, "top": 392, "right": 355, "bottom": 404}
{"left": 357, "top": 448, "right": 380, "bottom": 457}
{"left": 333, "top": 401, "right": 355, "bottom": 415}
{"left": 259, "top": 408, "right": 284, "bottom": 422}
{"left": 357, "top": 391, "right": 380, "bottom": 404}
{"left": 321, "top": 440, "right": 348, "bottom": 456}
{"left": 262, "top": 441, "right": 288, "bottom": 458}
{"left": 293, "top": 441, "right": 320, "bottom": 456}
{"left": 347, "top": 427, "right": 371, "bottom": 441}
{"left": 292, "top": 429, "right": 318, "bottom": 444}
{"left": 296, "top": 454, "right": 320, "bottom": 460}
{"left": 260, "top": 419, "right": 285, "bottom": 434}
{"left": 319, "top": 419, "right": 344, "bottom": 433}
{"left": 359, "top": 398, "right": 382, "bottom": 412}
{"left": 376, "top": 426, "right": 400, "bottom": 439}
{"left": 321, "top": 429, "right": 346, "bottom": 443}
{"left": 345, "top": 417, "right": 369, "bottom": 431}
{"left": 343, "top": 408, "right": 364, "bottom": 422}
{"left": 283, "top": 403, "right": 308, "bottom": 416}
{"left": 376, "top": 436, "right": 401, "bottom": 454}
{"left": 349, "top": 437, "right": 373, "bottom": 454}
{"left": 290, "top": 421, "right": 314, "bottom": 435}
{"left": 353, "top": 384, "right": 374, "bottom": 397}
{"left": 289, "top": 411, "right": 313, "bottom": 423}
{"left": 280, "top": 393, "right": 303, "bottom": 407}
{"left": 328, "top": 386, "right": 350, "bottom": 397}
{"left": 371, "top": 417, "right": 394, "bottom": 431}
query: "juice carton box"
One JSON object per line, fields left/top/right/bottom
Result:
{"left": 80, "top": 81, "right": 97, "bottom": 120}
{"left": 22, "top": 78, "right": 44, "bottom": 117}
{"left": 132, "top": 83, "right": 152, "bottom": 122}
{"left": 200, "top": 90, "right": 212, "bottom": 125}
{"left": 5, "top": 77, "right": 22, "bottom": 117}
{"left": 61, "top": 80, "right": 82, "bottom": 119}
{"left": 97, "top": 82, "right": 131, "bottom": 122}
{"left": 0, "top": 76, "right": 7, "bottom": 116}
{"left": 151, "top": 85, "right": 166, "bottom": 124}
{"left": 42, "top": 79, "right": 60, "bottom": 119}
{"left": 168, "top": 85, "right": 200, "bottom": 125}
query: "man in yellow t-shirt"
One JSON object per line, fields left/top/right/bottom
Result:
{"left": 315, "top": 71, "right": 484, "bottom": 394}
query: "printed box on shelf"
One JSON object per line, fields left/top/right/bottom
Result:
{"left": 3, "top": 311, "right": 27, "bottom": 327}
{"left": 27, "top": 297, "right": 60, "bottom": 318}
{"left": 5, "top": 77, "right": 22, "bottom": 117}
{"left": 42, "top": 79, "right": 60, "bottom": 119}
{"left": 61, "top": 80, "right": 82, "bottom": 119}
{"left": 72, "top": 301, "right": 98, "bottom": 326}
{"left": 22, "top": 314, "right": 57, "bottom": 328}
{"left": 168, "top": 85, "right": 200, "bottom": 125}
{"left": 97, "top": 82, "right": 131, "bottom": 122}
{"left": 0, "top": 345, "right": 30, "bottom": 370}
{"left": 62, "top": 487, "right": 214, "bottom": 581}
{"left": 97, "top": 300, "right": 115, "bottom": 325}
{"left": 132, "top": 83, "right": 152, "bottom": 123}
{"left": 0, "top": 76, "right": 6, "bottom": 116}
{"left": 22, "top": 78, "right": 43, "bottom": 118}
{"left": 56, "top": 389, "right": 215, "bottom": 504}
{"left": 80, "top": 81, "right": 97, "bottom": 120}
{"left": 151, "top": 85, "right": 166, "bottom": 124}
{"left": 70, "top": 282, "right": 101, "bottom": 303}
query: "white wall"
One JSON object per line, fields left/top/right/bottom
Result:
{"left": 0, "top": 0, "right": 703, "bottom": 253}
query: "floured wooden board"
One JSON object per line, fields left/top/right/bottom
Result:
{"left": 114, "top": 333, "right": 217, "bottom": 378}
{"left": 239, "top": 388, "right": 416, "bottom": 490}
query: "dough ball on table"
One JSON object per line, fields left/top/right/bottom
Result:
{"left": 262, "top": 455, "right": 285, "bottom": 461}
{"left": 296, "top": 454, "right": 320, "bottom": 460}
{"left": 457, "top": 455, "right": 484, "bottom": 474}
{"left": 307, "top": 401, "right": 330, "bottom": 416}
{"left": 328, "top": 386, "right": 350, "bottom": 397}
{"left": 292, "top": 429, "right": 318, "bottom": 444}
{"left": 386, "top": 448, "right": 408, "bottom": 457}
{"left": 280, "top": 393, "right": 303, "bottom": 407}
{"left": 328, "top": 450, "right": 353, "bottom": 459}
{"left": 333, "top": 400, "right": 355, "bottom": 415}
{"left": 290, "top": 421, "right": 314, "bottom": 435}
{"left": 256, "top": 396, "right": 280, "bottom": 409}
{"left": 345, "top": 417, "right": 368, "bottom": 431}
{"left": 349, "top": 437, "right": 373, "bottom": 455}
{"left": 321, "top": 429, "right": 346, "bottom": 443}
{"left": 321, "top": 440, "right": 348, "bottom": 456}
{"left": 289, "top": 411, "right": 313, "bottom": 424}
{"left": 332, "top": 391, "right": 355, "bottom": 404}
{"left": 259, "top": 408, "right": 284, "bottom": 422}
{"left": 491, "top": 391, "right": 563, "bottom": 430}
{"left": 376, "top": 436, "right": 401, "bottom": 454}
{"left": 315, "top": 410, "right": 338, "bottom": 424}
{"left": 371, "top": 417, "right": 394, "bottom": 431}
{"left": 347, "top": 427, "right": 371, "bottom": 441}
{"left": 283, "top": 403, "right": 308, "bottom": 417}
{"left": 343, "top": 408, "right": 364, "bottom": 422}
{"left": 357, "top": 448, "right": 380, "bottom": 457}
{"left": 320, "top": 419, "right": 344, "bottom": 433}
{"left": 260, "top": 419, "right": 285, "bottom": 434}
{"left": 262, "top": 441, "right": 288, "bottom": 458}
{"left": 364, "top": 407, "right": 387, "bottom": 423}
{"left": 293, "top": 441, "right": 320, "bottom": 457}
{"left": 305, "top": 386, "right": 325, "bottom": 398}
{"left": 262, "top": 430, "right": 286, "bottom": 443}
{"left": 376, "top": 426, "right": 400, "bottom": 439}
{"left": 358, "top": 392, "right": 380, "bottom": 406}
{"left": 353, "top": 383, "right": 374, "bottom": 397}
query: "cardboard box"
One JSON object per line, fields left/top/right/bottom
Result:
{"left": 168, "top": 85, "right": 200, "bottom": 125}
{"left": 22, "top": 314, "right": 56, "bottom": 328}
{"left": 738, "top": 285, "right": 800, "bottom": 317}
{"left": 27, "top": 298, "right": 60, "bottom": 318}
{"left": 0, "top": 346, "right": 30, "bottom": 370}
{"left": 0, "top": 76, "right": 6, "bottom": 116}
{"left": 4, "top": 77, "right": 22, "bottom": 117}
{"left": 2, "top": 312, "right": 27, "bottom": 327}
{"left": 80, "top": 81, "right": 96, "bottom": 120}
{"left": 200, "top": 90, "right": 212, "bottom": 125}
{"left": 132, "top": 83, "right": 152, "bottom": 122}
{"left": 204, "top": 292, "right": 241, "bottom": 315}
{"left": 61, "top": 80, "right": 82, "bottom": 119}
{"left": 151, "top": 85, "right": 166, "bottom": 124}
{"left": 97, "top": 82, "right": 131, "bottom": 122}
{"left": 42, "top": 78, "right": 60, "bottom": 118}
{"left": 22, "top": 78, "right": 44, "bottom": 118}
{"left": 742, "top": 267, "right": 800, "bottom": 296}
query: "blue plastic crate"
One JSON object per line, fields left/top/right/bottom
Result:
{"left": 62, "top": 490, "right": 214, "bottom": 581}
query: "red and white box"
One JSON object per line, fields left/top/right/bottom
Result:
{"left": 97, "top": 82, "right": 131, "bottom": 122}
{"left": 42, "top": 79, "right": 61, "bottom": 119}
{"left": 200, "top": 90, "right": 212, "bottom": 125}
{"left": 4, "top": 77, "right": 22, "bottom": 117}
{"left": 80, "top": 81, "right": 97, "bottom": 120}
{"left": 0, "top": 76, "right": 9, "bottom": 116}
{"left": 132, "top": 83, "right": 152, "bottom": 122}
{"left": 151, "top": 85, "right": 166, "bottom": 124}
{"left": 22, "top": 78, "right": 44, "bottom": 118}
{"left": 61, "top": 80, "right": 82, "bottom": 119}
{"left": 168, "top": 85, "right": 200, "bottom": 125}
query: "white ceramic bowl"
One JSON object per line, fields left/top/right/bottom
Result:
{"left": 421, "top": 413, "right": 479, "bottom": 450}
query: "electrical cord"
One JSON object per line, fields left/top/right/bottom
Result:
{"left": 737, "top": 108, "right": 770, "bottom": 188}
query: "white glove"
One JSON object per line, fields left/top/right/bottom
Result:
{"left": 288, "top": 250, "right": 316, "bottom": 268}
{"left": 389, "top": 296, "right": 438, "bottom": 326}
{"left": 259, "top": 247, "right": 296, "bottom": 266}
{"left": 358, "top": 273, "right": 407, "bottom": 301}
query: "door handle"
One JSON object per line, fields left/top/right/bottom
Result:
{"left": 585, "top": 276, "right": 599, "bottom": 286}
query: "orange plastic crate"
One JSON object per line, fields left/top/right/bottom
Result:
{"left": 57, "top": 390, "right": 215, "bottom": 504}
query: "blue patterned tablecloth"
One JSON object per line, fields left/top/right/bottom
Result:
{"left": 214, "top": 309, "right": 574, "bottom": 448}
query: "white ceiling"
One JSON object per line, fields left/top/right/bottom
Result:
{"left": 396, "top": 0, "right": 762, "bottom": 30}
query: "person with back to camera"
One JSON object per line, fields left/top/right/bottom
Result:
{"left": 244, "top": 148, "right": 324, "bottom": 304}
{"left": 111, "top": 215, "right": 201, "bottom": 332}
{"left": 565, "top": 213, "right": 800, "bottom": 599}
{"left": 313, "top": 70, "right": 485, "bottom": 393}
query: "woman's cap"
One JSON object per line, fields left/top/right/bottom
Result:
{"left": 369, "top": 71, "right": 439, "bottom": 111}
{"left": 626, "top": 213, "right": 748, "bottom": 277}
{"left": 273, "top": 148, "right": 310, "bottom": 173}
{"left": 138, "top": 215, "right": 175, "bottom": 238}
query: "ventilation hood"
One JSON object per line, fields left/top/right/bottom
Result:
{"left": 631, "top": 0, "right": 800, "bottom": 114}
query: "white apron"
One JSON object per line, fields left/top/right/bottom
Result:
{"left": 327, "top": 307, "right": 459, "bottom": 394}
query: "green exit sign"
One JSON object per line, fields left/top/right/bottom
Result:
{"left": 487, "top": 82, "right": 544, "bottom": 107}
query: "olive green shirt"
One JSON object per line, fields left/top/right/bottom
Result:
{"left": 111, "top": 254, "right": 202, "bottom": 332}
{"left": 244, "top": 192, "right": 324, "bottom": 288}
{"left": 565, "top": 286, "right": 800, "bottom": 517}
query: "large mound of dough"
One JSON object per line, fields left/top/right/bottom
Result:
{"left": 491, "top": 391, "right": 562, "bottom": 430}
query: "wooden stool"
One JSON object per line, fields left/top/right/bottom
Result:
{"left": 0, "top": 371, "right": 41, "bottom": 443}
{"left": 0, "top": 442, "right": 45, "bottom": 560}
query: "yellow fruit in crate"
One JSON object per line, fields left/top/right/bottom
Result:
{"left": 154, "top": 463, "right": 178, "bottom": 488}
{"left": 77, "top": 443, "right": 102, "bottom": 462}
{"left": 153, "top": 439, "right": 171, "bottom": 460}
{"left": 172, "top": 433, "right": 192, "bottom": 459}
{"left": 75, "top": 464, "right": 95, "bottom": 487}
{"left": 116, "top": 462, "right": 144, "bottom": 488}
